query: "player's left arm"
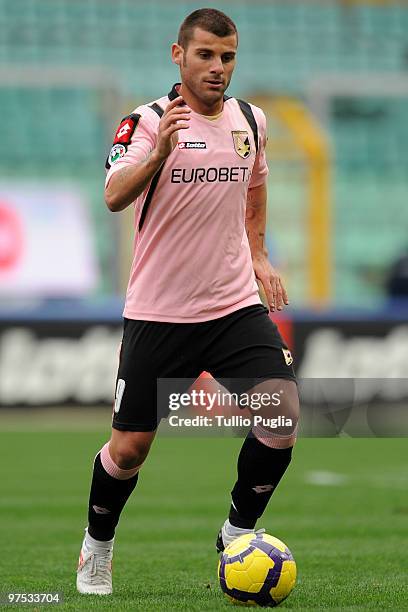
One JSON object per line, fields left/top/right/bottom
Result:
{"left": 246, "top": 181, "right": 289, "bottom": 312}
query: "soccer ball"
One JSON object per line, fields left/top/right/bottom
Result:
{"left": 218, "top": 532, "right": 296, "bottom": 607}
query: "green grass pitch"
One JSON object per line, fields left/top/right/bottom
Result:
{"left": 1, "top": 415, "right": 407, "bottom": 610}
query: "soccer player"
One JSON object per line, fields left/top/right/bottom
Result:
{"left": 76, "top": 8, "right": 299, "bottom": 595}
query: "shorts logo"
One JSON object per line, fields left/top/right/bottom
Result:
{"left": 232, "top": 130, "right": 251, "bottom": 158}
{"left": 109, "top": 143, "right": 126, "bottom": 166}
{"left": 178, "top": 141, "right": 207, "bottom": 149}
{"left": 114, "top": 378, "right": 126, "bottom": 413}
{"left": 282, "top": 348, "right": 293, "bottom": 366}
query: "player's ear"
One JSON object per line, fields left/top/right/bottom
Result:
{"left": 172, "top": 43, "right": 183, "bottom": 66}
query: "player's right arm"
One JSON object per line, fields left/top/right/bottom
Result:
{"left": 105, "top": 96, "right": 190, "bottom": 212}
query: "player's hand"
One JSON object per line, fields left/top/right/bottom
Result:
{"left": 253, "top": 255, "right": 289, "bottom": 312}
{"left": 154, "top": 96, "right": 191, "bottom": 161}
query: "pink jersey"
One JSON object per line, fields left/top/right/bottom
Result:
{"left": 106, "top": 84, "right": 269, "bottom": 323}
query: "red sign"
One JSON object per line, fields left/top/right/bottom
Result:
{"left": 0, "top": 203, "right": 24, "bottom": 271}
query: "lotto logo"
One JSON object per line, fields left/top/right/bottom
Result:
{"left": 113, "top": 113, "right": 141, "bottom": 146}
{"left": 252, "top": 484, "right": 274, "bottom": 494}
{"left": 178, "top": 141, "right": 207, "bottom": 149}
{"left": 116, "top": 123, "right": 131, "bottom": 139}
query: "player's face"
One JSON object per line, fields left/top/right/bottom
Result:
{"left": 173, "top": 27, "right": 237, "bottom": 112}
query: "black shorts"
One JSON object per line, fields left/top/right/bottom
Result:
{"left": 112, "top": 304, "right": 296, "bottom": 432}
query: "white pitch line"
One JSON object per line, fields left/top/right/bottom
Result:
{"left": 305, "top": 471, "right": 349, "bottom": 486}
{"left": 305, "top": 470, "right": 408, "bottom": 489}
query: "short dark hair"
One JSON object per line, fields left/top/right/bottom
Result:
{"left": 178, "top": 8, "right": 238, "bottom": 49}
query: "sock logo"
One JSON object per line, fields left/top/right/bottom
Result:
{"left": 252, "top": 484, "right": 274, "bottom": 494}
{"left": 114, "top": 378, "right": 126, "bottom": 413}
{"left": 92, "top": 505, "right": 111, "bottom": 514}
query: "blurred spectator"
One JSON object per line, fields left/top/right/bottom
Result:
{"left": 386, "top": 248, "right": 408, "bottom": 299}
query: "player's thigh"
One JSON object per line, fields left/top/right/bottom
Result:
{"left": 113, "top": 318, "right": 201, "bottom": 432}
{"left": 205, "top": 305, "right": 296, "bottom": 385}
{"left": 204, "top": 306, "right": 299, "bottom": 437}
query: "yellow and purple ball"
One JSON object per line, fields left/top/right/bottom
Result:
{"left": 218, "top": 532, "right": 296, "bottom": 607}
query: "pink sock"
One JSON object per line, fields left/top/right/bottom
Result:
{"left": 252, "top": 424, "right": 297, "bottom": 449}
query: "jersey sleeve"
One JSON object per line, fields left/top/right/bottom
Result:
{"left": 248, "top": 106, "right": 269, "bottom": 189}
{"left": 105, "top": 107, "right": 158, "bottom": 187}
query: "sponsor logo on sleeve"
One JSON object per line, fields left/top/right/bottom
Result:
{"left": 106, "top": 113, "right": 141, "bottom": 170}
{"left": 113, "top": 114, "right": 141, "bottom": 145}
{"left": 116, "top": 123, "right": 131, "bottom": 140}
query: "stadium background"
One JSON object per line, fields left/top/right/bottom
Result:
{"left": 1, "top": 1, "right": 407, "bottom": 609}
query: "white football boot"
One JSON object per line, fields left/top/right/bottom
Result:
{"left": 76, "top": 528, "right": 114, "bottom": 595}
{"left": 216, "top": 519, "right": 265, "bottom": 553}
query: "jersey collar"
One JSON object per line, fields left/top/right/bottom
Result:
{"left": 168, "top": 83, "right": 180, "bottom": 101}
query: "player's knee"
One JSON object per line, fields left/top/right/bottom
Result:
{"left": 249, "top": 378, "right": 299, "bottom": 448}
{"left": 276, "top": 379, "right": 299, "bottom": 423}
{"left": 109, "top": 431, "right": 155, "bottom": 469}
{"left": 112, "top": 447, "right": 145, "bottom": 469}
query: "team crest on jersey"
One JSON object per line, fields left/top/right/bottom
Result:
{"left": 282, "top": 348, "right": 293, "bottom": 366}
{"left": 108, "top": 143, "right": 126, "bottom": 166}
{"left": 232, "top": 130, "right": 251, "bottom": 159}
